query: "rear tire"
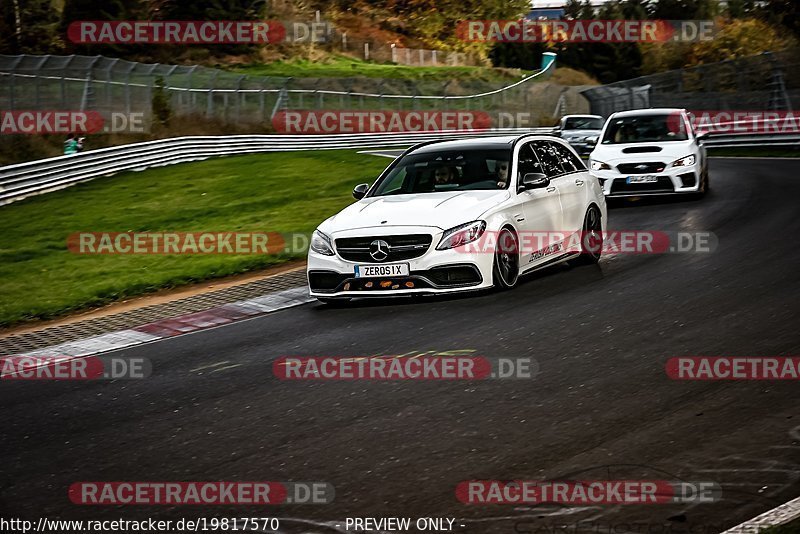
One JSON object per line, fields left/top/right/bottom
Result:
{"left": 492, "top": 228, "right": 520, "bottom": 290}
{"left": 568, "top": 206, "right": 603, "bottom": 266}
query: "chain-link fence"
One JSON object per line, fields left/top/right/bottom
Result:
{"left": 0, "top": 53, "right": 580, "bottom": 130}
{"left": 278, "top": 13, "right": 483, "bottom": 67}
{"left": 581, "top": 50, "right": 799, "bottom": 117}
{"left": 324, "top": 29, "right": 481, "bottom": 67}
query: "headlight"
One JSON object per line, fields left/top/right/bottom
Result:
{"left": 436, "top": 220, "right": 486, "bottom": 251}
{"left": 310, "top": 230, "right": 334, "bottom": 256}
{"left": 590, "top": 160, "right": 611, "bottom": 171}
{"left": 671, "top": 155, "right": 696, "bottom": 167}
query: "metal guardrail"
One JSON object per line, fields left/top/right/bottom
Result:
{"left": 703, "top": 134, "right": 800, "bottom": 148}
{"left": 0, "top": 128, "right": 552, "bottom": 206}
{"left": 1, "top": 128, "right": 796, "bottom": 207}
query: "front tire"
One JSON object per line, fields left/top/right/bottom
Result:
{"left": 699, "top": 166, "right": 710, "bottom": 195}
{"left": 492, "top": 227, "right": 520, "bottom": 289}
{"left": 568, "top": 206, "right": 603, "bottom": 266}
{"left": 690, "top": 164, "right": 709, "bottom": 200}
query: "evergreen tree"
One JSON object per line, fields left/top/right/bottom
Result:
{"left": 0, "top": 0, "right": 61, "bottom": 54}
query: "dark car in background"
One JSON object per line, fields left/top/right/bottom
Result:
{"left": 555, "top": 114, "right": 605, "bottom": 155}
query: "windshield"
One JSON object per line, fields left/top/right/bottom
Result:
{"left": 602, "top": 114, "right": 689, "bottom": 144}
{"left": 370, "top": 148, "right": 513, "bottom": 196}
{"left": 564, "top": 117, "right": 604, "bottom": 130}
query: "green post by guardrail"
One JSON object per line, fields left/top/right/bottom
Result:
{"left": 541, "top": 52, "right": 557, "bottom": 72}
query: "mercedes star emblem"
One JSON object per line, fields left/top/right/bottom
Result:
{"left": 369, "top": 240, "right": 390, "bottom": 261}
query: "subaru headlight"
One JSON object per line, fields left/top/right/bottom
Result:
{"left": 436, "top": 221, "right": 486, "bottom": 251}
{"left": 590, "top": 160, "right": 611, "bottom": 171}
{"left": 310, "top": 230, "right": 334, "bottom": 256}
{"left": 671, "top": 155, "right": 696, "bottom": 167}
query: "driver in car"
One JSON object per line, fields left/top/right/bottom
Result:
{"left": 494, "top": 161, "right": 510, "bottom": 188}
{"left": 435, "top": 166, "right": 457, "bottom": 186}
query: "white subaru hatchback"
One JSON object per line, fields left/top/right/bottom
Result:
{"left": 588, "top": 108, "right": 709, "bottom": 198}
{"left": 307, "top": 135, "right": 607, "bottom": 302}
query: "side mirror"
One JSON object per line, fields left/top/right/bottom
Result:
{"left": 352, "top": 183, "right": 370, "bottom": 200}
{"left": 519, "top": 173, "right": 550, "bottom": 192}
{"left": 697, "top": 131, "right": 710, "bottom": 141}
{"left": 584, "top": 136, "right": 598, "bottom": 147}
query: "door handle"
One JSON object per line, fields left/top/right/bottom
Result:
{"left": 546, "top": 186, "right": 556, "bottom": 193}
{"left": 513, "top": 213, "right": 525, "bottom": 222}
{"left": 575, "top": 179, "right": 585, "bottom": 186}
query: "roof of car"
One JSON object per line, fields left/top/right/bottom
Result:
{"left": 609, "top": 108, "right": 685, "bottom": 118}
{"left": 562, "top": 114, "right": 604, "bottom": 119}
{"left": 410, "top": 135, "right": 519, "bottom": 153}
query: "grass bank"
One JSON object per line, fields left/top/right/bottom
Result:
{"left": 232, "top": 55, "right": 529, "bottom": 81}
{"left": 0, "top": 150, "right": 389, "bottom": 327}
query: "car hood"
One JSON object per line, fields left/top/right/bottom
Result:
{"left": 590, "top": 141, "right": 695, "bottom": 164}
{"left": 321, "top": 190, "right": 510, "bottom": 235}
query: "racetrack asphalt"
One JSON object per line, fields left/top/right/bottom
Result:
{"left": 1, "top": 158, "right": 798, "bottom": 533}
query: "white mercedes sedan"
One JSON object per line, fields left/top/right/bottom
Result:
{"left": 307, "top": 135, "right": 607, "bottom": 302}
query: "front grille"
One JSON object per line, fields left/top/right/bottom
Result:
{"left": 617, "top": 162, "right": 666, "bottom": 174}
{"left": 610, "top": 177, "right": 675, "bottom": 194}
{"left": 335, "top": 234, "right": 432, "bottom": 263}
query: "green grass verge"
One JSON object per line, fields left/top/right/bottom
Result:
{"left": 232, "top": 55, "right": 528, "bottom": 81}
{"left": 762, "top": 518, "right": 800, "bottom": 534}
{"left": 0, "top": 150, "right": 390, "bottom": 328}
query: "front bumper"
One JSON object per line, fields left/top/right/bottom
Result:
{"left": 307, "top": 230, "right": 495, "bottom": 298}
{"left": 591, "top": 163, "right": 702, "bottom": 197}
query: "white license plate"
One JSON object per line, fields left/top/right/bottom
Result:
{"left": 627, "top": 175, "right": 659, "bottom": 183}
{"left": 354, "top": 263, "right": 409, "bottom": 278}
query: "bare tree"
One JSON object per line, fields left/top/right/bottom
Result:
{"left": 12, "top": 0, "right": 22, "bottom": 51}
